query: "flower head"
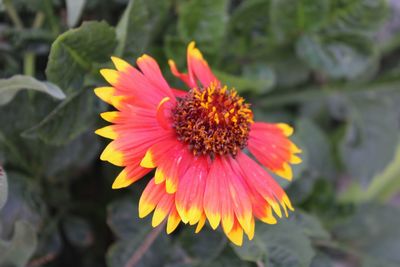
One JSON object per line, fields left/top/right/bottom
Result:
{"left": 95, "top": 42, "right": 302, "bottom": 246}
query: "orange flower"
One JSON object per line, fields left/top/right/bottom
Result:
{"left": 95, "top": 42, "right": 302, "bottom": 246}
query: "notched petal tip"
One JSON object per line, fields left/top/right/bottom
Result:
{"left": 290, "top": 142, "right": 302, "bottom": 154}
{"left": 274, "top": 162, "right": 293, "bottom": 181}
{"left": 277, "top": 123, "right": 294, "bottom": 136}
{"left": 227, "top": 227, "right": 243, "bottom": 246}
{"left": 137, "top": 54, "right": 152, "bottom": 62}
{"left": 268, "top": 199, "right": 283, "bottom": 218}
{"left": 100, "top": 142, "right": 124, "bottom": 166}
{"left": 195, "top": 214, "right": 206, "bottom": 233}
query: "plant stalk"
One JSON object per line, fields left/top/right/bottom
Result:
{"left": 124, "top": 222, "right": 166, "bottom": 267}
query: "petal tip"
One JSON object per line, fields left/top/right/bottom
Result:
{"left": 140, "top": 150, "right": 156, "bottom": 168}
{"left": 100, "top": 69, "right": 119, "bottom": 85}
{"left": 111, "top": 169, "right": 132, "bottom": 189}
{"left": 111, "top": 56, "right": 131, "bottom": 72}
{"left": 277, "top": 123, "right": 294, "bottom": 136}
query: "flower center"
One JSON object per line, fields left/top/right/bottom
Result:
{"left": 172, "top": 83, "right": 253, "bottom": 158}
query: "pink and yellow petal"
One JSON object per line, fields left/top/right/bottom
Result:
{"left": 95, "top": 125, "right": 118, "bottom": 139}
{"left": 138, "top": 179, "right": 165, "bottom": 218}
{"left": 248, "top": 122, "right": 302, "bottom": 180}
{"left": 218, "top": 160, "right": 235, "bottom": 233}
{"left": 187, "top": 41, "right": 219, "bottom": 88}
{"left": 203, "top": 158, "right": 223, "bottom": 229}
{"left": 140, "top": 139, "right": 179, "bottom": 168}
{"left": 225, "top": 218, "right": 244, "bottom": 246}
{"left": 100, "top": 141, "right": 125, "bottom": 166}
{"left": 112, "top": 165, "right": 151, "bottom": 189}
{"left": 111, "top": 56, "right": 132, "bottom": 72}
{"left": 137, "top": 54, "right": 175, "bottom": 100}
{"left": 100, "top": 111, "right": 120, "bottom": 123}
{"left": 167, "top": 207, "right": 181, "bottom": 234}
{"left": 164, "top": 146, "right": 193, "bottom": 194}
{"left": 94, "top": 87, "right": 115, "bottom": 104}
{"left": 156, "top": 97, "right": 173, "bottom": 130}
{"left": 152, "top": 193, "right": 174, "bottom": 227}
{"left": 168, "top": 59, "right": 195, "bottom": 88}
{"left": 195, "top": 213, "right": 207, "bottom": 233}
{"left": 223, "top": 157, "right": 253, "bottom": 237}
{"left": 100, "top": 69, "right": 119, "bottom": 85}
{"left": 236, "top": 152, "right": 294, "bottom": 219}
{"left": 175, "top": 158, "right": 208, "bottom": 224}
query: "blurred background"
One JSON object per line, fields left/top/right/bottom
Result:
{"left": 0, "top": 0, "right": 400, "bottom": 266}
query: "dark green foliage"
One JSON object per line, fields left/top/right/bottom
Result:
{"left": 0, "top": 0, "right": 399, "bottom": 266}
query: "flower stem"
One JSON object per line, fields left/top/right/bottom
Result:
{"left": 124, "top": 222, "right": 165, "bottom": 267}
{"left": 23, "top": 52, "right": 35, "bottom": 77}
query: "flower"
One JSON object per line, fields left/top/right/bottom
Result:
{"left": 95, "top": 42, "right": 302, "bottom": 246}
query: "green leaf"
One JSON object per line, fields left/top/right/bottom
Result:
{"left": 177, "top": 0, "right": 228, "bottom": 54}
{"left": 0, "top": 172, "right": 45, "bottom": 236}
{"left": 0, "top": 75, "right": 65, "bottom": 106}
{"left": 364, "top": 140, "right": 400, "bottom": 201}
{"left": 115, "top": 0, "right": 171, "bottom": 59}
{"left": 295, "top": 118, "right": 335, "bottom": 180}
{"left": 310, "top": 253, "right": 334, "bottom": 267}
{"left": 62, "top": 216, "right": 93, "bottom": 248}
{"left": 296, "top": 33, "right": 377, "bottom": 79}
{"left": 213, "top": 67, "right": 274, "bottom": 94}
{"left": 267, "top": 49, "right": 311, "bottom": 88}
{"left": 33, "top": 219, "right": 62, "bottom": 264}
{"left": 42, "top": 131, "right": 101, "bottom": 177}
{"left": 107, "top": 198, "right": 151, "bottom": 240}
{"left": 46, "top": 21, "right": 117, "bottom": 92}
{"left": 164, "top": 35, "right": 187, "bottom": 69}
{"left": 0, "top": 220, "right": 38, "bottom": 267}
{"left": 177, "top": 226, "right": 227, "bottom": 264}
{"left": 229, "top": 0, "right": 270, "bottom": 33}
{"left": 106, "top": 198, "right": 171, "bottom": 267}
{"left": 0, "top": 92, "right": 100, "bottom": 176}
{"left": 232, "top": 220, "right": 315, "bottom": 267}
{"left": 0, "top": 166, "right": 7, "bottom": 211}
{"left": 324, "top": 0, "right": 388, "bottom": 36}
{"left": 199, "top": 247, "right": 252, "bottom": 267}
{"left": 21, "top": 89, "right": 103, "bottom": 145}
{"left": 66, "top": 0, "right": 86, "bottom": 28}
{"left": 107, "top": 234, "right": 170, "bottom": 267}
{"left": 340, "top": 93, "right": 399, "bottom": 185}
{"left": 290, "top": 211, "right": 330, "bottom": 240}
{"left": 333, "top": 204, "right": 400, "bottom": 266}
{"left": 270, "top": 0, "right": 330, "bottom": 43}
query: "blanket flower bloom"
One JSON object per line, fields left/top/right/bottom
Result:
{"left": 95, "top": 42, "right": 302, "bottom": 246}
